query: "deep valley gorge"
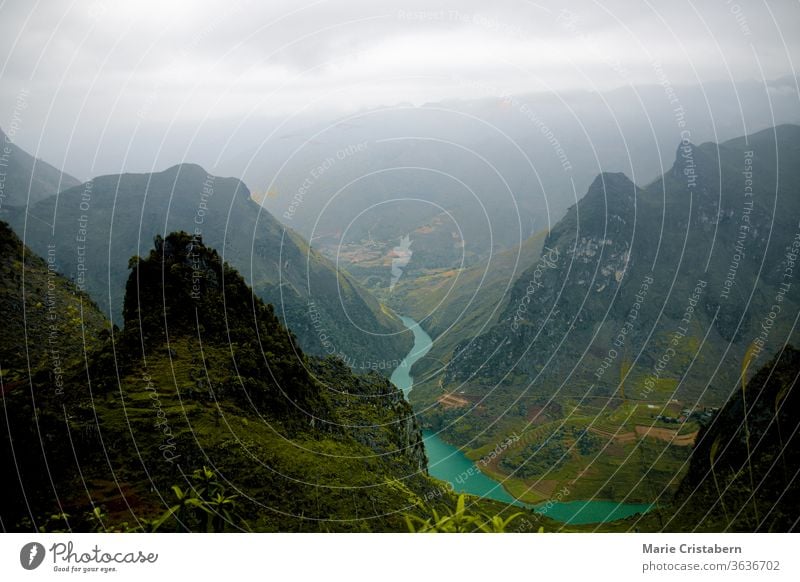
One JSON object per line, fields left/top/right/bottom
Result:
{"left": 2, "top": 120, "right": 799, "bottom": 533}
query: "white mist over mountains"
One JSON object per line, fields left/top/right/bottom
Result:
{"left": 0, "top": 0, "right": 797, "bottom": 187}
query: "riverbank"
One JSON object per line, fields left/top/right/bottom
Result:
{"left": 391, "top": 315, "right": 654, "bottom": 526}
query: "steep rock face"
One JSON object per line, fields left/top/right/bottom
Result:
{"left": 4, "top": 163, "right": 411, "bottom": 373}
{"left": 444, "top": 172, "right": 642, "bottom": 389}
{"left": 420, "top": 125, "right": 800, "bottom": 449}
{"left": 448, "top": 128, "right": 800, "bottom": 394}
{"left": 670, "top": 346, "right": 800, "bottom": 532}
{"left": 312, "top": 357, "right": 427, "bottom": 472}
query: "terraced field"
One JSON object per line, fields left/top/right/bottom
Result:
{"left": 457, "top": 398, "right": 698, "bottom": 506}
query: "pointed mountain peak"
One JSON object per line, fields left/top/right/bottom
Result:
{"left": 579, "top": 171, "right": 639, "bottom": 215}
{"left": 668, "top": 138, "right": 717, "bottom": 190}
{"left": 586, "top": 172, "right": 637, "bottom": 196}
{"left": 121, "top": 230, "right": 320, "bottom": 417}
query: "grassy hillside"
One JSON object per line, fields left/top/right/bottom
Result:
{"left": 0, "top": 231, "right": 525, "bottom": 532}
{"left": 0, "top": 220, "right": 107, "bottom": 384}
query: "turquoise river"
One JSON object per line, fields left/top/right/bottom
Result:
{"left": 390, "top": 315, "right": 652, "bottom": 526}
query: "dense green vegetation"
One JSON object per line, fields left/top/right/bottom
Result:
{"left": 0, "top": 227, "right": 527, "bottom": 532}
{"left": 405, "top": 494, "right": 527, "bottom": 533}
{"left": 0, "top": 220, "right": 108, "bottom": 384}
{"left": 500, "top": 428, "right": 573, "bottom": 478}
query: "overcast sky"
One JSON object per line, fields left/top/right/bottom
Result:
{"left": 1, "top": 0, "right": 798, "bottom": 177}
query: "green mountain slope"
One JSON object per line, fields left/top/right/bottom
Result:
{"left": 0, "top": 128, "right": 80, "bottom": 209}
{"left": 2, "top": 163, "right": 410, "bottom": 372}
{"left": 0, "top": 219, "right": 108, "bottom": 528}
{"left": 0, "top": 232, "right": 523, "bottom": 532}
{"left": 0, "top": 220, "right": 107, "bottom": 385}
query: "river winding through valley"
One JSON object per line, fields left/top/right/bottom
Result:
{"left": 390, "top": 315, "right": 652, "bottom": 526}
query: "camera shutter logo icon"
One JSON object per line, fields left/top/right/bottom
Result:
{"left": 20, "top": 542, "right": 46, "bottom": 570}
